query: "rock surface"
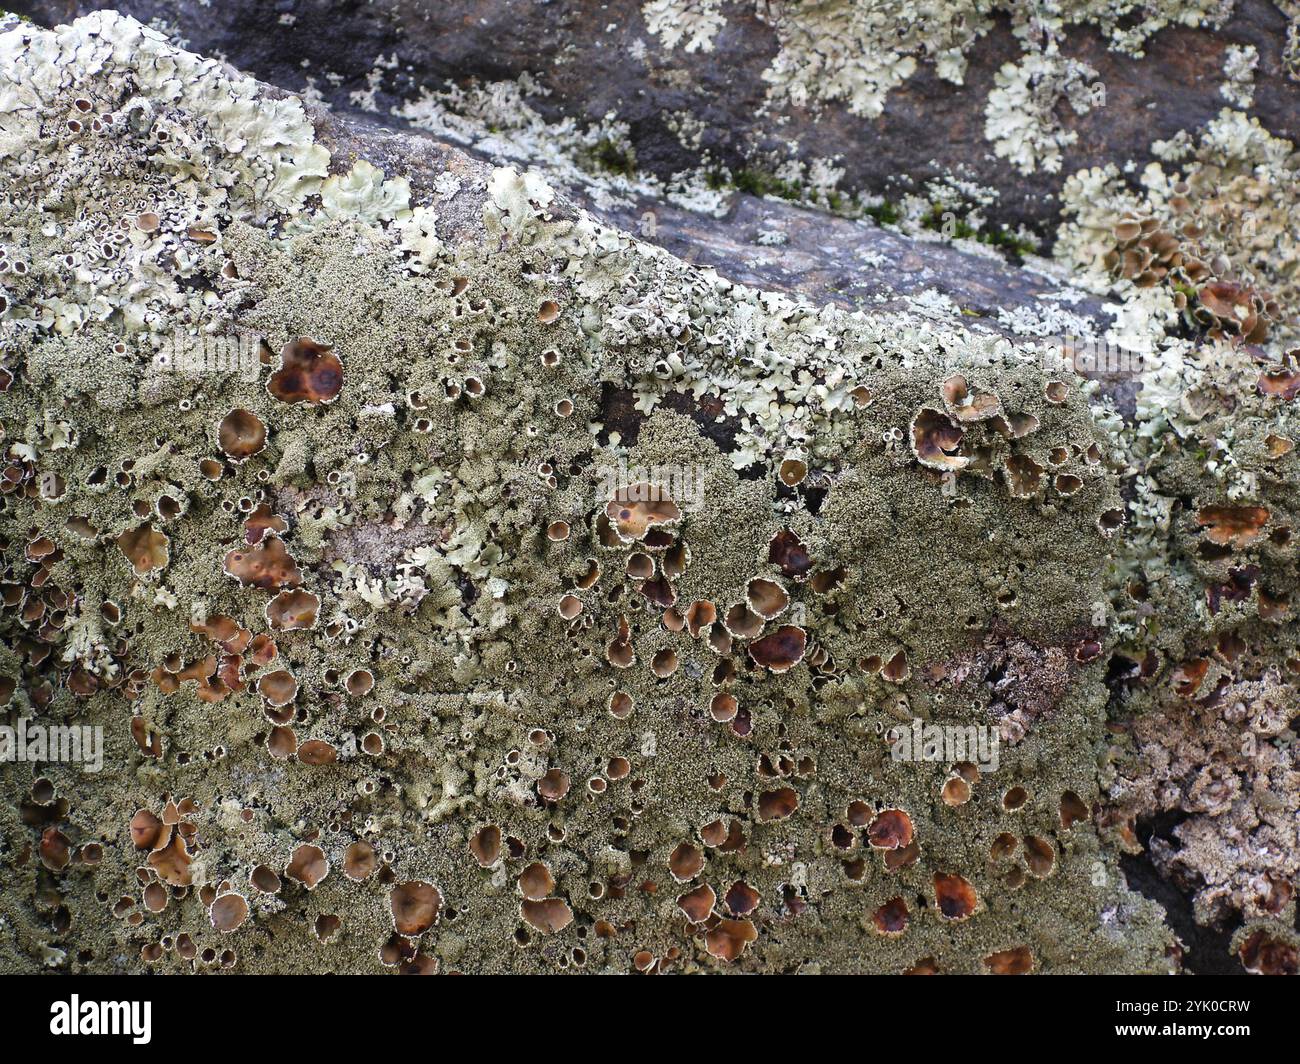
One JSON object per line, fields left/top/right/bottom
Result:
{"left": 14, "top": 0, "right": 1300, "bottom": 239}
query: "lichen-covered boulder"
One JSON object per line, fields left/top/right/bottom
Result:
{"left": 0, "top": 11, "right": 1295, "bottom": 975}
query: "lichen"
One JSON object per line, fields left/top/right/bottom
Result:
{"left": 1040, "top": 99, "right": 1300, "bottom": 959}
{"left": 984, "top": 49, "right": 1103, "bottom": 176}
{"left": 1055, "top": 109, "right": 1300, "bottom": 353}
{"left": 642, "top": 0, "right": 728, "bottom": 55}
{"left": 0, "top": 10, "right": 1276, "bottom": 976}
{"left": 1219, "top": 43, "right": 1259, "bottom": 109}
{"left": 639, "top": 1, "right": 1237, "bottom": 121}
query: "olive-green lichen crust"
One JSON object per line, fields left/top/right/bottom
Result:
{"left": 0, "top": 12, "right": 1289, "bottom": 975}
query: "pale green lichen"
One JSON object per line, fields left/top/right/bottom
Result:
{"left": 0, "top": 11, "right": 329, "bottom": 336}
{"left": 984, "top": 49, "right": 1103, "bottom": 176}
{"left": 1219, "top": 43, "right": 1259, "bottom": 109}
{"left": 640, "top": 1, "right": 1234, "bottom": 121}
{"left": 318, "top": 160, "right": 412, "bottom": 226}
{"left": 642, "top": 0, "right": 729, "bottom": 54}
{"left": 1280, "top": 0, "right": 1300, "bottom": 81}
{"left": 756, "top": 0, "right": 968, "bottom": 119}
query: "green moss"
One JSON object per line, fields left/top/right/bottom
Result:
{"left": 587, "top": 137, "right": 637, "bottom": 177}
{"left": 863, "top": 200, "right": 901, "bottom": 226}
{"left": 920, "top": 204, "right": 1037, "bottom": 258}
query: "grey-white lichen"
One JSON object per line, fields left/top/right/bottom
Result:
{"left": 1220, "top": 43, "right": 1259, "bottom": 108}
{"left": 985, "top": 49, "right": 1104, "bottom": 176}
{"left": 644, "top": 0, "right": 1234, "bottom": 122}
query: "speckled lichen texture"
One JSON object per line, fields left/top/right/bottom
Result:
{"left": 1, "top": 13, "right": 1296, "bottom": 976}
